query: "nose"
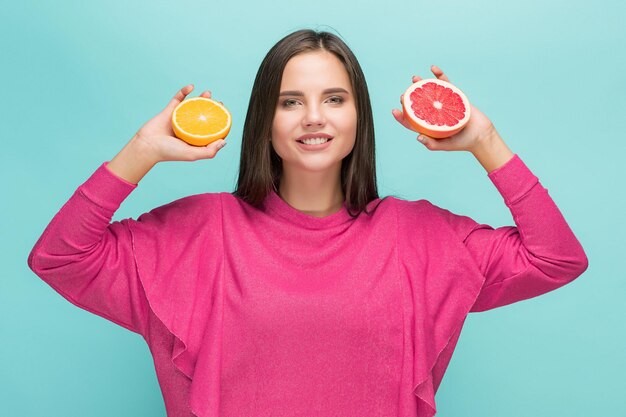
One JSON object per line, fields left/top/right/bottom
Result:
{"left": 301, "top": 102, "right": 326, "bottom": 127}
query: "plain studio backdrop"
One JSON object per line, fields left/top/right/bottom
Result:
{"left": 1, "top": 0, "right": 624, "bottom": 416}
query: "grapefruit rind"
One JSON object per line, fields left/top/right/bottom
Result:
{"left": 401, "top": 78, "right": 471, "bottom": 139}
{"left": 171, "top": 97, "right": 232, "bottom": 147}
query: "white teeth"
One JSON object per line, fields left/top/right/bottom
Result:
{"left": 300, "top": 137, "right": 330, "bottom": 145}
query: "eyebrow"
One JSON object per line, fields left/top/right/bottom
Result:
{"left": 279, "top": 87, "right": 350, "bottom": 96}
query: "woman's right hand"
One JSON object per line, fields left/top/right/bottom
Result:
{"left": 134, "top": 84, "right": 228, "bottom": 163}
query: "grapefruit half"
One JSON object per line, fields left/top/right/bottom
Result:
{"left": 401, "top": 78, "right": 470, "bottom": 139}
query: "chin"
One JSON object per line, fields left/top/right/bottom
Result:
{"left": 288, "top": 159, "right": 343, "bottom": 174}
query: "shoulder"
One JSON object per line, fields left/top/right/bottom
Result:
{"left": 386, "top": 195, "right": 446, "bottom": 221}
{"left": 387, "top": 195, "right": 483, "bottom": 242}
{"left": 132, "top": 192, "right": 225, "bottom": 229}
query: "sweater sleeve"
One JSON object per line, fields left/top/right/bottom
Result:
{"left": 27, "top": 162, "right": 149, "bottom": 335}
{"left": 449, "top": 154, "right": 588, "bottom": 312}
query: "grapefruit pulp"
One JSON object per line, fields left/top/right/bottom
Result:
{"left": 401, "top": 78, "right": 470, "bottom": 139}
{"left": 171, "top": 97, "right": 232, "bottom": 146}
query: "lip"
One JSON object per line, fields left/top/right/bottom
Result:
{"left": 296, "top": 133, "right": 333, "bottom": 141}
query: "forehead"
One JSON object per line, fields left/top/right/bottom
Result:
{"left": 280, "top": 51, "right": 352, "bottom": 92}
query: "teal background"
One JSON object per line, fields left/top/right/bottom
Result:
{"left": 2, "top": 0, "right": 624, "bottom": 416}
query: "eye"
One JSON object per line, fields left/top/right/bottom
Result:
{"left": 281, "top": 99, "right": 298, "bottom": 107}
{"left": 280, "top": 96, "right": 345, "bottom": 108}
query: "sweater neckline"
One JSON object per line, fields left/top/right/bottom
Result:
{"left": 263, "top": 189, "right": 354, "bottom": 228}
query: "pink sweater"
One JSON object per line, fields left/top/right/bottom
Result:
{"left": 27, "top": 154, "right": 588, "bottom": 417}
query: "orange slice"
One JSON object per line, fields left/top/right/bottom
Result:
{"left": 171, "top": 97, "right": 232, "bottom": 146}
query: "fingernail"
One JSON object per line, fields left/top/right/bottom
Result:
{"left": 417, "top": 135, "right": 425, "bottom": 143}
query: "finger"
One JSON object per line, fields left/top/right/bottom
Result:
{"left": 166, "top": 84, "right": 194, "bottom": 110}
{"left": 411, "top": 75, "right": 423, "bottom": 83}
{"left": 391, "top": 109, "right": 416, "bottom": 131}
{"left": 431, "top": 65, "right": 450, "bottom": 83}
{"left": 418, "top": 133, "right": 454, "bottom": 151}
{"left": 417, "top": 134, "right": 436, "bottom": 149}
{"left": 203, "top": 139, "right": 227, "bottom": 159}
{"left": 200, "top": 90, "right": 212, "bottom": 98}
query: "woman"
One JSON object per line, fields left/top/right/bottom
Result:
{"left": 27, "top": 29, "right": 588, "bottom": 417}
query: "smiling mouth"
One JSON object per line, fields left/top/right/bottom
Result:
{"left": 296, "top": 138, "right": 334, "bottom": 144}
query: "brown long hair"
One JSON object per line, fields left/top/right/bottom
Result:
{"left": 232, "top": 29, "right": 381, "bottom": 218}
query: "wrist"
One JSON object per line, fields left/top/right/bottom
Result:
{"left": 131, "top": 133, "right": 162, "bottom": 165}
{"left": 469, "top": 124, "right": 498, "bottom": 153}
{"left": 107, "top": 136, "right": 158, "bottom": 185}
{"left": 470, "top": 126, "right": 515, "bottom": 174}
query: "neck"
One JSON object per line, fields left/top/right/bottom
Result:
{"left": 278, "top": 166, "right": 344, "bottom": 218}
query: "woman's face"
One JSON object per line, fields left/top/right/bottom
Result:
{"left": 271, "top": 50, "right": 357, "bottom": 177}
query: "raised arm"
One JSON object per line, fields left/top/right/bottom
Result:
{"left": 465, "top": 145, "right": 588, "bottom": 311}
{"left": 27, "top": 160, "right": 148, "bottom": 333}
{"left": 27, "top": 84, "right": 228, "bottom": 334}
{"left": 393, "top": 66, "right": 588, "bottom": 311}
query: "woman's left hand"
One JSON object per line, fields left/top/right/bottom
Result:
{"left": 392, "top": 65, "right": 498, "bottom": 153}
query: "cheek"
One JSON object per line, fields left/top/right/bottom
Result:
{"left": 339, "top": 104, "right": 357, "bottom": 126}
{"left": 337, "top": 107, "right": 357, "bottom": 137}
{"left": 272, "top": 113, "right": 296, "bottom": 137}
